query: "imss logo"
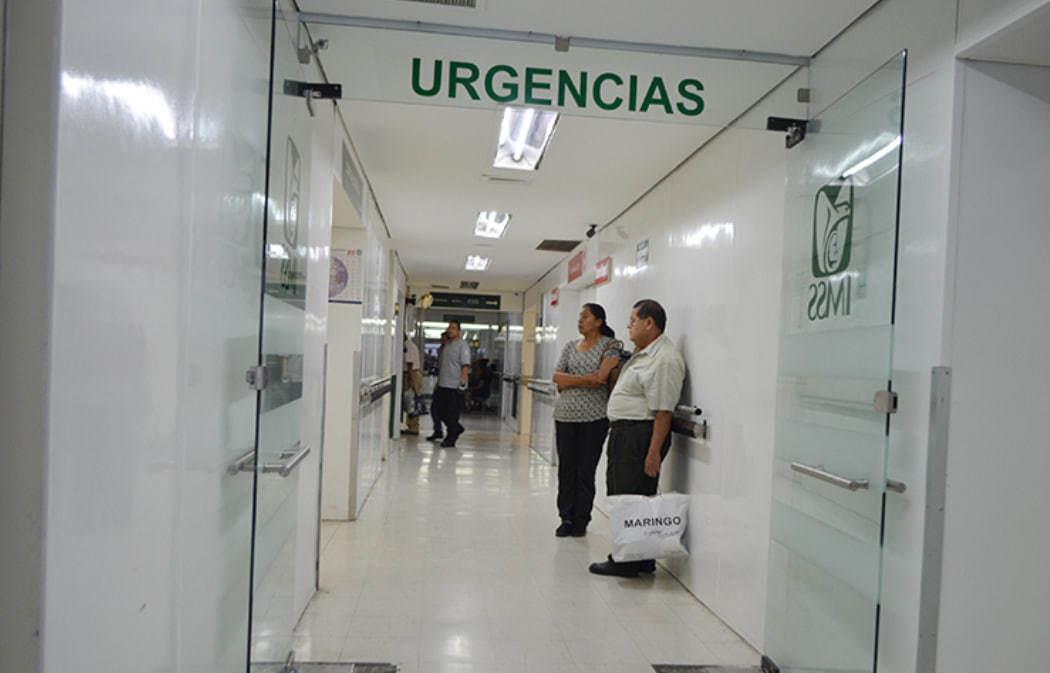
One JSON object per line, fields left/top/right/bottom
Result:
{"left": 807, "top": 179, "right": 854, "bottom": 321}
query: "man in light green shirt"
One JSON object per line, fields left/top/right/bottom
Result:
{"left": 590, "top": 299, "right": 686, "bottom": 578}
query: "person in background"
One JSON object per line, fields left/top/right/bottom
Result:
{"left": 552, "top": 303, "right": 622, "bottom": 538}
{"left": 433, "top": 321, "right": 471, "bottom": 448}
{"left": 468, "top": 357, "right": 492, "bottom": 412}
{"left": 589, "top": 299, "right": 685, "bottom": 577}
{"left": 427, "top": 331, "right": 449, "bottom": 441}
{"left": 403, "top": 335, "right": 422, "bottom": 435}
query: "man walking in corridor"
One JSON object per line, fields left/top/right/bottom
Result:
{"left": 590, "top": 299, "right": 686, "bottom": 578}
{"left": 433, "top": 320, "right": 471, "bottom": 448}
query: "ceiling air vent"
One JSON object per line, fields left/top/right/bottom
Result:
{"left": 400, "top": 0, "right": 477, "bottom": 7}
{"left": 460, "top": 280, "right": 480, "bottom": 289}
{"left": 481, "top": 174, "right": 532, "bottom": 185}
{"left": 432, "top": 284, "right": 451, "bottom": 289}
{"left": 536, "top": 240, "right": 581, "bottom": 253}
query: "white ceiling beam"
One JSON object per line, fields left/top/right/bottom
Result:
{"left": 291, "top": 11, "right": 811, "bottom": 67}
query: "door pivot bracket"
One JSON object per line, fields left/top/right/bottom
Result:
{"left": 874, "top": 390, "right": 899, "bottom": 414}
{"left": 766, "top": 116, "right": 808, "bottom": 148}
{"left": 245, "top": 365, "right": 269, "bottom": 391}
{"left": 283, "top": 80, "right": 342, "bottom": 100}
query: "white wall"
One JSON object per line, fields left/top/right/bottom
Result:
{"left": 0, "top": 1, "right": 273, "bottom": 671}
{"left": 295, "top": 97, "right": 338, "bottom": 615}
{"left": 936, "top": 60, "right": 1050, "bottom": 673}
{"left": 356, "top": 195, "right": 393, "bottom": 511}
{"left": 521, "top": 3, "right": 979, "bottom": 662}
{"left": 530, "top": 288, "right": 579, "bottom": 464}
{"left": 322, "top": 121, "right": 394, "bottom": 521}
{"left": 0, "top": 1, "right": 61, "bottom": 669}
{"left": 525, "top": 72, "right": 801, "bottom": 647}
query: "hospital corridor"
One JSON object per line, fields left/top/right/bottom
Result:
{"left": 2, "top": 1, "right": 1050, "bottom": 673}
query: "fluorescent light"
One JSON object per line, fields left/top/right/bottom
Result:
{"left": 475, "top": 211, "right": 511, "bottom": 238}
{"left": 465, "top": 255, "right": 490, "bottom": 271}
{"left": 493, "top": 107, "right": 559, "bottom": 171}
{"left": 842, "top": 135, "right": 902, "bottom": 178}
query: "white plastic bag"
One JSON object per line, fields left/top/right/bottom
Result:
{"left": 608, "top": 492, "right": 690, "bottom": 562}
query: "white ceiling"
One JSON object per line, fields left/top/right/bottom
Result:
{"left": 303, "top": 0, "right": 881, "bottom": 290}
{"left": 300, "top": 0, "right": 875, "bottom": 57}
{"left": 339, "top": 100, "right": 717, "bottom": 289}
{"left": 960, "top": 2, "right": 1050, "bottom": 67}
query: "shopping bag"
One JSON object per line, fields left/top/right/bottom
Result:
{"left": 608, "top": 492, "right": 690, "bottom": 562}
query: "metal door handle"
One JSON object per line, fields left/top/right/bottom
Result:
{"left": 227, "top": 448, "right": 257, "bottom": 475}
{"left": 261, "top": 442, "right": 311, "bottom": 477}
{"left": 791, "top": 462, "right": 870, "bottom": 491}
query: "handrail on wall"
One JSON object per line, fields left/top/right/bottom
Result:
{"left": 671, "top": 402, "right": 708, "bottom": 439}
{"left": 359, "top": 374, "right": 396, "bottom": 404}
{"left": 527, "top": 380, "right": 557, "bottom": 396}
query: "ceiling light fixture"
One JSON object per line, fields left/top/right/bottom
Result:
{"left": 494, "top": 106, "right": 559, "bottom": 171}
{"left": 475, "top": 211, "right": 511, "bottom": 238}
{"left": 465, "top": 255, "right": 491, "bottom": 271}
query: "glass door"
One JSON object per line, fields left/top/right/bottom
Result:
{"left": 765, "top": 52, "right": 906, "bottom": 673}
{"left": 250, "top": 2, "right": 315, "bottom": 668}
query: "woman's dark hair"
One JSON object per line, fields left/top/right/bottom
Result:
{"left": 583, "top": 303, "right": 616, "bottom": 338}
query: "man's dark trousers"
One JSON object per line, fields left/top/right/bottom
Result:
{"left": 606, "top": 419, "right": 672, "bottom": 571}
{"left": 434, "top": 386, "right": 464, "bottom": 442}
{"left": 430, "top": 393, "right": 444, "bottom": 437}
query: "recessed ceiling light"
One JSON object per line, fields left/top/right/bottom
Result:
{"left": 465, "top": 255, "right": 490, "bottom": 271}
{"left": 475, "top": 211, "right": 511, "bottom": 238}
{"left": 493, "top": 107, "right": 559, "bottom": 171}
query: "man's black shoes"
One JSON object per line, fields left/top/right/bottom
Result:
{"left": 588, "top": 555, "right": 639, "bottom": 578}
{"left": 555, "top": 522, "right": 574, "bottom": 537}
{"left": 425, "top": 433, "right": 443, "bottom": 442}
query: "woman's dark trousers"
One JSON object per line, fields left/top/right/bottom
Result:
{"left": 555, "top": 418, "right": 609, "bottom": 532}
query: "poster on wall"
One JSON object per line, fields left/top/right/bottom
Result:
{"left": 568, "top": 250, "right": 586, "bottom": 283}
{"left": 330, "top": 248, "right": 364, "bottom": 304}
{"left": 595, "top": 256, "right": 612, "bottom": 286}
{"left": 636, "top": 239, "right": 650, "bottom": 268}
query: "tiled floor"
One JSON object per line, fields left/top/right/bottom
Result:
{"left": 292, "top": 416, "right": 761, "bottom": 673}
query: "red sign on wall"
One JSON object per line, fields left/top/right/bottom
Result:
{"left": 568, "top": 250, "right": 586, "bottom": 283}
{"left": 549, "top": 287, "right": 559, "bottom": 306}
{"left": 595, "top": 256, "right": 612, "bottom": 286}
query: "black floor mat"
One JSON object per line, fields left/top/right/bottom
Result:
{"left": 252, "top": 664, "right": 397, "bottom": 673}
{"left": 652, "top": 667, "right": 760, "bottom": 673}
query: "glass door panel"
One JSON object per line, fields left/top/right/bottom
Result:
{"left": 250, "top": 1, "right": 314, "bottom": 668}
{"left": 765, "top": 52, "right": 906, "bottom": 673}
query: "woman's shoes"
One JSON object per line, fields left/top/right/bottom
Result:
{"left": 555, "top": 522, "right": 588, "bottom": 538}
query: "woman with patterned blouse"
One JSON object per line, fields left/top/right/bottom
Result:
{"left": 551, "top": 303, "right": 623, "bottom": 537}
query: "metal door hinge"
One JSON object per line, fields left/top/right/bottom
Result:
{"left": 766, "top": 116, "right": 808, "bottom": 148}
{"left": 874, "top": 390, "right": 899, "bottom": 414}
{"left": 284, "top": 80, "right": 342, "bottom": 117}
{"left": 283, "top": 80, "right": 342, "bottom": 101}
{"left": 246, "top": 365, "right": 268, "bottom": 391}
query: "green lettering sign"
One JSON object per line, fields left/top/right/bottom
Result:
{"left": 524, "top": 67, "right": 553, "bottom": 105}
{"left": 409, "top": 58, "right": 706, "bottom": 117}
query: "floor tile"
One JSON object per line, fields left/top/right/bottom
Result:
{"left": 294, "top": 416, "right": 753, "bottom": 673}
